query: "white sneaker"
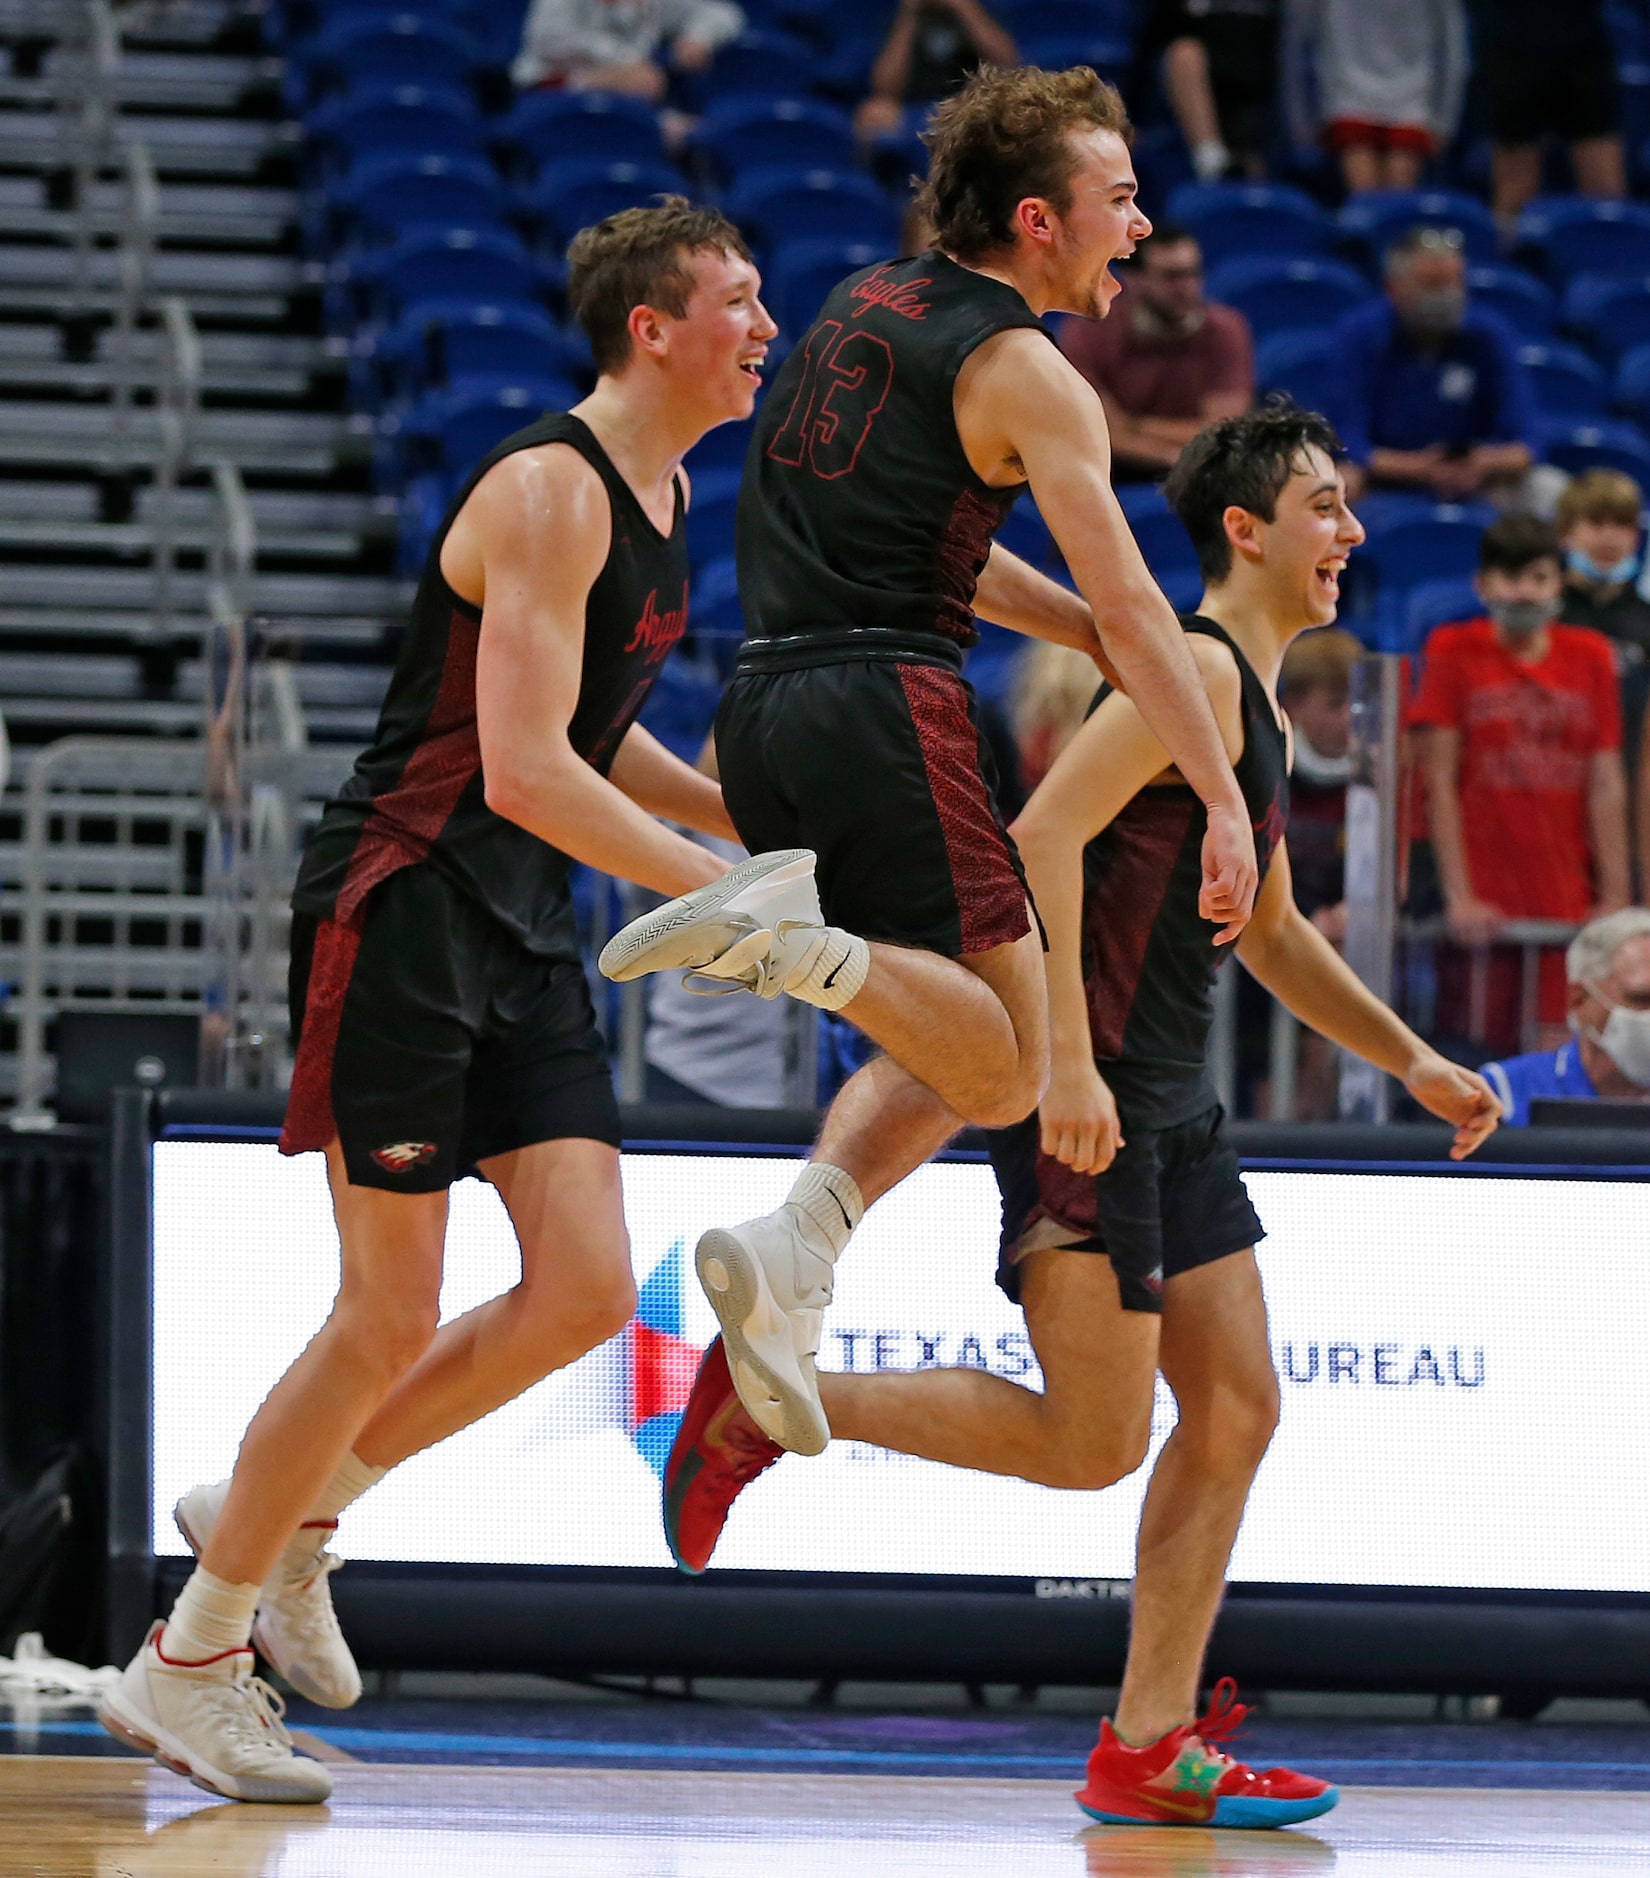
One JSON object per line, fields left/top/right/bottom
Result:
{"left": 695, "top": 1203, "right": 840, "bottom": 1455}
{"left": 176, "top": 1484, "right": 363, "bottom": 1710}
{"left": 598, "top": 849, "right": 827, "bottom": 996}
{"left": 98, "top": 1620, "right": 333, "bottom": 1804}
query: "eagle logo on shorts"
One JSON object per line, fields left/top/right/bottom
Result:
{"left": 370, "top": 1141, "right": 437, "bottom": 1173}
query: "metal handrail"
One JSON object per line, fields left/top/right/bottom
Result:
{"left": 58, "top": 0, "right": 122, "bottom": 313}
{"left": 150, "top": 296, "right": 203, "bottom": 638}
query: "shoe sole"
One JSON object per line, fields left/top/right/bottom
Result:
{"left": 175, "top": 1498, "right": 360, "bottom": 1712}
{"left": 1077, "top": 1787, "right": 1340, "bottom": 1829}
{"left": 695, "top": 1227, "right": 829, "bottom": 1457}
{"left": 97, "top": 1684, "right": 332, "bottom": 1804}
{"left": 597, "top": 849, "right": 815, "bottom": 982}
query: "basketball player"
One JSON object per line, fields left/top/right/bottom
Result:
{"left": 600, "top": 66, "right": 1260, "bottom": 1458}
{"left": 665, "top": 403, "right": 1502, "bottom": 1828}
{"left": 98, "top": 202, "right": 776, "bottom": 1803}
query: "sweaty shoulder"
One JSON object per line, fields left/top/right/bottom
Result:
{"left": 441, "top": 441, "right": 610, "bottom": 608}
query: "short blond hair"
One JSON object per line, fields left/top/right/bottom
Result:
{"left": 1012, "top": 642, "right": 1101, "bottom": 786}
{"left": 1556, "top": 468, "right": 1643, "bottom": 533}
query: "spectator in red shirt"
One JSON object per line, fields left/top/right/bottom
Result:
{"left": 1058, "top": 223, "right": 1254, "bottom": 481}
{"left": 1410, "top": 514, "right": 1631, "bottom": 1052}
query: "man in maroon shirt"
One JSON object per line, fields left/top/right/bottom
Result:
{"left": 1058, "top": 222, "right": 1254, "bottom": 480}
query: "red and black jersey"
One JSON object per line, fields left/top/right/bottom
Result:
{"left": 736, "top": 250, "right": 1051, "bottom": 661}
{"left": 1081, "top": 617, "right": 1289, "bottom": 1128}
{"left": 293, "top": 411, "right": 690, "bottom": 958}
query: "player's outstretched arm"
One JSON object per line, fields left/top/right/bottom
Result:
{"left": 960, "top": 331, "right": 1257, "bottom": 940}
{"left": 1236, "top": 845, "right": 1502, "bottom": 1159}
{"left": 607, "top": 722, "right": 737, "bottom": 841}
{"left": 972, "top": 544, "right": 1120, "bottom": 685}
{"left": 465, "top": 446, "right": 726, "bottom": 897}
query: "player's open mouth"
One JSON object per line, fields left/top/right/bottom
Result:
{"left": 1315, "top": 559, "right": 1346, "bottom": 595}
{"left": 738, "top": 356, "right": 766, "bottom": 382}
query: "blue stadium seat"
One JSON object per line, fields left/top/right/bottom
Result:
{"left": 1255, "top": 330, "right": 1338, "bottom": 413}
{"left": 769, "top": 236, "right": 885, "bottom": 337}
{"left": 1017, "top": 32, "right": 1133, "bottom": 72}
{"left": 692, "top": 30, "right": 816, "bottom": 104}
{"left": 1613, "top": 342, "right": 1650, "bottom": 421}
{"left": 308, "top": 85, "right": 488, "bottom": 176}
{"left": 1165, "top": 181, "right": 1331, "bottom": 268}
{"left": 684, "top": 474, "right": 743, "bottom": 568}
{"left": 1539, "top": 417, "right": 1650, "bottom": 481}
{"left": 686, "top": 410, "right": 760, "bottom": 478}
{"left": 1360, "top": 508, "right": 1493, "bottom": 614}
{"left": 1116, "top": 482, "right": 1173, "bottom": 524}
{"left": 690, "top": 555, "right": 744, "bottom": 642}
{"left": 375, "top": 299, "right": 592, "bottom": 402}
{"left": 1465, "top": 265, "right": 1554, "bottom": 340}
{"left": 1608, "top": 3, "right": 1650, "bottom": 63}
{"left": 688, "top": 98, "right": 857, "bottom": 184}
{"left": 370, "top": 228, "right": 544, "bottom": 324}
{"left": 430, "top": 379, "right": 579, "bottom": 473}
{"left": 725, "top": 167, "right": 900, "bottom": 254}
{"left": 524, "top": 160, "right": 686, "bottom": 245}
{"left": 334, "top": 152, "right": 504, "bottom": 246}
{"left": 1336, "top": 190, "right": 1500, "bottom": 268}
{"left": 305, "top": 12, "right": 480, "bottom": 102}
{"left": 1382, "top": 575, "right": 1482, "bottom": 656}
{"left": 1132, "top": 507, "right": 1200, "bottom": 588}
{"left": 1518, "top": 199, "right": 1650, "bottom": 286}
{"left": 1517, "top": 342, "right": 1609, "bottom": 418}
{"left": 1561, "top": 273, "right": 1650, "bottom": 364}
{"left": 1205, "top": 256, "right": 1373, "bottom": 341}
{"left": 501, "top": 90, "right": 667, "bottom": 174}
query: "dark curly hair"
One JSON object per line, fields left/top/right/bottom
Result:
{"left": 566, "top": 197, "right": 752, "bottom": 374}
{"left": 1164, "top": 399, "right": 1347, "bottom": 584}
{"left": 916, "top": 65, "right": 1132, "bottom": 264}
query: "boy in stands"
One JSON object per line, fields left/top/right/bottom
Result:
{"left": 665, "top": 402, "right": 1501, "bottom": 1830}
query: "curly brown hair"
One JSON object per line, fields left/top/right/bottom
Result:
{"left": 566, "top": 197, "right": 752, "bottom": 374}
{"left": 916, "top": 65, "right": 1132, "bottom": 264}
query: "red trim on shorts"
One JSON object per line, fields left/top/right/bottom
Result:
{"left": 279, "top": 916, "right": 363, "bottom": 1157}
{"left": 933, "top": 487, "right": 1003, "bottom": 645}
{"left": 334, "top": 607, "right": 483, "bottom": 925}
{"left": 1324, "top": 118, "right": 1437, "bottom": 155}
{"left": 1084, "top": 791, "right": 1198, "bottom": 1056}
{"left": 896, "top": 662, "right": 1031, "bottom": 954}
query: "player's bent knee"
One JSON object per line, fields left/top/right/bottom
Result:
{"left": 334, "top": 1300, "right": 440, "bottom": 1386}
{"left": 1039, "top": 1424, "right": 1152, "bottom": 1492}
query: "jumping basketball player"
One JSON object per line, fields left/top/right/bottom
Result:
{"left": 600, "top": 66, "right": 1259, "bottom": 1459}
{"left": 665, "top": 403, "right": 1502, "bottom": 1829}
{"left": 98, "top": 202, "right": 776, "bottom": 1802}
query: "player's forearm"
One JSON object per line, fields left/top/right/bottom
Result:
{"left": 1013, "top": 821, "right": 1094, "bottom": 1068}
{"left": 1092, "top": 587, "right": 1245, "bottom": 817}
{"left": 1242, "top": 907, "right": 1426, "bottom": 1081}
{"left": 485, "top": 756, "right": 725, "bottom": 897}
{"left": 974, "top": 547, "right": 1114, "bottom": 670}
{"left": 868, "top": 16, "right": 916, "bottom": 95}
{"left": 609, "top": 724, "right": 737, "bottom": 841}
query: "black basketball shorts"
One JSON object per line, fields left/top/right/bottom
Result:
{"left": 1481, "top": 32, "right": 1618, "bottom": 145}
{"left": 715, "top": 658, "right": 1034, "bottom": 958}
{"left": 281, "top": 864, "right": 620, "bottom": 1193}
{"left": 990, "top": 1103, "right": 1264, "bottom": 1314}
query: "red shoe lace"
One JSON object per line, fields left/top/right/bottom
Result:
{"left": 1192, "top": 1677, "right": 1252, "bottom": 1746}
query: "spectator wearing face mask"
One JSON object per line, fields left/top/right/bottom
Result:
{"left": 1480, "top": 907, "right": 1650, "bottom": 1122}
{"left": 1326, "top": 225, "right": 1536, "bottom": 504}
{"left": 1557, "top": 470, "right": 1650, "bottom": 846}
{"left": 1409, "top": 515, "right": 1630, "bottom": 1054}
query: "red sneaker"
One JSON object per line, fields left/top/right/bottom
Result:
{"left": 662, "top": 1337, "right": 785, "bottom": 1574}
{"left": 1075, "top": 1680, "right": 1339, "bottom": 1830}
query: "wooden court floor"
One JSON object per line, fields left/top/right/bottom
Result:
{"left": 8, "top": 1758, "right": 1650, "bottom": 1878}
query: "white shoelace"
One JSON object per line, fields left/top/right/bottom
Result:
{"left": 271, "top": 1548, "right": 345, "bottom": 1643}
{"left": 201, "top": 1673, "right": 297, "bottom": 1764}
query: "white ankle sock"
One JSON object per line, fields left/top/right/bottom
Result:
{"left": 787, "top": 1161, "right": 864, "bottom": 1259}
{"left": 784, "top": 927, "right": 868, "bottom": 1011}
{"left": 162, "top": 1567, "right": 259, "bottom": 1662}
{"left": 306, "top": 1450, "right": 386, "bottom": 1526}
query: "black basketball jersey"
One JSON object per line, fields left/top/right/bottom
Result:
{"left": 1081, "top": 617, "right": 1290, "bottom": 1128}
{"left": 736, "top": 250, "right": 1051, "bottom": 660}
{"left": 293, "top": 412, "right": 690, "bottom": 958}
